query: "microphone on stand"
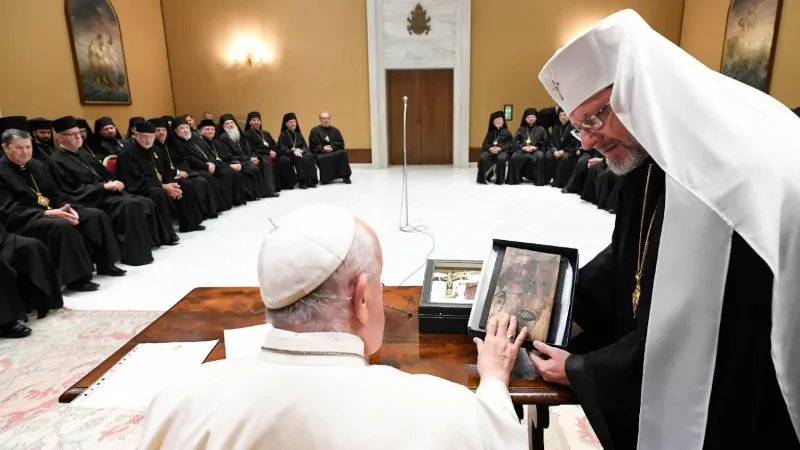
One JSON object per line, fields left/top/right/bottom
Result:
{"left": 400, "top": 95, "right": 413, "bottom": 232}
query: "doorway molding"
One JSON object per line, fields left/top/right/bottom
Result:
{"left": 366, "top": 0, "right": 471, "bottom": 168}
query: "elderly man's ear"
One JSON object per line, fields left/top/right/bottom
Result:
{"left": 351, "top": 272, "right": 371, "bottom": 325}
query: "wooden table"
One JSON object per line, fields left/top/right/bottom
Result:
{"left": 61, "top": 286, "right": 576, "bottom": 449}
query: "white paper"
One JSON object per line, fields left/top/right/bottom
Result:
{"left": 72, "top": 340, "right": 218, "bottom": 409}
{"left": 223, "top": 323, "right": 273, "bottom": 359}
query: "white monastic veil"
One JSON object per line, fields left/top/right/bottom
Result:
{"left": 538, "top": 9, "right": 800, "bottom": 450}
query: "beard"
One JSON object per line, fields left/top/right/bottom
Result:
{"left": 225, "top": 126, "right": 241, "bottom": 142}
{"left": 139, "top": 141, "right": 154, "bottom": 149}
{"left": 178, "top": 131, "right": 191, "bottom": 140}
{"left": 560, "top": 118, "right": 569, "bottom": 125}
{"left": 321, "top": 123, "right": 330, "bottom": 128}
{"left": 599, "top": 141, "right": 649, "bottom": 175}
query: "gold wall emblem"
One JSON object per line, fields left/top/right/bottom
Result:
{"left": 407, "top": 3, "right": 431, "bottom": 35}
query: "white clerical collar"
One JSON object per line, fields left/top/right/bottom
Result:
{"left": 260, "top": 327, "right": 366, "bottom": 366}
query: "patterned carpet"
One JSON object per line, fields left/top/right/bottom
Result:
{"left": 0, "top": 308, "right": 601, "bottom": 449}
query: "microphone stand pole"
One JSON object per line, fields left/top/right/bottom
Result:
{"left": 400, "top": 95, "right": 413, "bottom": 232}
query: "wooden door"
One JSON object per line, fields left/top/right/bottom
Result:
{"left": 386, "top": 69, "right": 453, "bottom": 165}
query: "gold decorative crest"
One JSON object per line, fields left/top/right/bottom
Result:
{"left": 407, "top": 3, "right": 431, "bottom": 35}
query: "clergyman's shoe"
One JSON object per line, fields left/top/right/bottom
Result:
{"left": 66, "top": 281, "right": 100, "bottom": 292}
{"left": 165, "top": 236, "right": 180, "bottom": 246}
{"left": 179, "top": 224, "right": 206, "bottom": 233}
{"left": 0, "top": 322, "right": 32, "bottom": 339}
{"left": 299, "top": 183, "right": 308, "bottom": 190}
{"left": 343, "top": 177, "right": 352, "bottom": 184}
{"left": 97, "top": 265, "right": 127, "bottom": 277}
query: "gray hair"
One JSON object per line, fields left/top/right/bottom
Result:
{"left": 268, "top": 222, "right": 379, "bottom": 332}
{"left": 2, "top": 129, "right": 32, "bottom": 146}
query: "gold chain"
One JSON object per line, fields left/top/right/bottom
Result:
{"left": 29, "top": 174, "right": 51, "bottom": 209}
{"left": 260, "top": 346, "right": 367, "bottom": 364}
{"left": 633, "top": 164, "right": 657, "bottom": 317}
{"left": 149, "top": 153, "right": 163, "bottom": 183}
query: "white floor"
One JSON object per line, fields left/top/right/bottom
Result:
{"left": 64, "top": 166, "right": 615, "bottom": 311}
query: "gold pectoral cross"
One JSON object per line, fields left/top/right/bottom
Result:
{"left": 37, "top": 193, "right": 51, "bottom": 209}
{"left": 632, "top": 274, "right": 642, "bottom": 316}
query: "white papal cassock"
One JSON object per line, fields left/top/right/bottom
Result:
{"left": 140, "top": 327, "right": 527, "bottom": 449}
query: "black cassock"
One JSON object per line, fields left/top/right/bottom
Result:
{"left": 198, "top": 137, "right": 247, "bottom": 207}
{"left": 155, "top": 139, "right": 220, "bottom": 219}
{"left": 244, "top": 127, "right": 282, "bottom": 194}
{"left": 277, "top": 129, "right": 318, "bottom": 189}
{"left": 476, "top": 127, "right": 513, "bottom": 185}
{"left": 308, "top": 125, "right": 352, "bottom": 184}
{"left": 116, "top": 143, "right": 203, "bottom": 237}
{"left": 565, "top": 161, "right": 798, "bottom": 449}
{"left": 47, "top": 148, "right": 156, "bottom": 265}
{"left": 33, "top": 141, "right": 55, "bottom": 162}
{"left": 172, "top": 136, "right": 236, "bottom": 211}
{"left": 215, "top": 134, "right": 268, "bottom": 200}
{"left": 0, "top": 158, "right": 119, "bottom": 285}
{"left": 507, "top": 125, "right": 550, "bottom": 185}
{"left": 581, "top": 159, "right": 621, "bottom": 212}
{"left": 0, "top": 223, "right": 63, "bottom": 321}
{"left": 563, "top": 149, "right": 599, "bottom": 194}
{"left": 92, "top": 136, "right": 126, "bottom": 160}
{"left": 223, "top": 134, "right": 278, "bottom": 198}
{"left": 548, "top": 121, "right": 581, "bottom": 188}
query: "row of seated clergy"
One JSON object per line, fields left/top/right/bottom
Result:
{"left": 0, "top": 116, "right": 220, "bottom": 298}
{"left": 476, "top": 107, "right": 620, "bottom": 213}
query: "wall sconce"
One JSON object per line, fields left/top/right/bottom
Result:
{"left": 229, "top": 36, "right": 274, "bottom": 68}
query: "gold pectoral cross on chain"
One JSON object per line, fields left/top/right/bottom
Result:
{"left": 632, "top": 273, "right": 642, "bottom": 317}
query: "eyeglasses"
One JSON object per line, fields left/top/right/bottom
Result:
{"left": 60, "top": 132, "right": 81, "bottom": 138}
{"left": 574, "top": 102, "right": 612, "bottom": 134}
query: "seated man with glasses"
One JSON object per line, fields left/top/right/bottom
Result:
{"left": 48, "top": 116, "right": 158, "bottom": 267}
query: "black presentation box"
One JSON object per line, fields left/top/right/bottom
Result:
{"left": 418, "top": 259, "right": 483, "bottom": 334}
{"left": 467, "top": 239, "right": 579, "bottom": 350}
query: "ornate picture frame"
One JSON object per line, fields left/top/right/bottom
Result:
{"left": 720, "top": 0, "right": 783, "bottom": 93}
{"left": 65, "top": 0, "right": 133, "bottom": 105}
{"left": 420, "top": 260, "right": 483, "bottom": 309}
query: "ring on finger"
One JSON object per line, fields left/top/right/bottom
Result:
{"left": 506, "top": 334, "right": 514, "bottom": 342}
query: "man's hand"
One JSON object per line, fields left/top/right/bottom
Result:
{"left": 269, "top": 151, "right": 277, "bottom": 160}
{"left": 175, "top": 170, "right": 188, "bottom": 179}
{"left": 588, "top": 157, "right": 603, "bottom": 169}
{"left": 114, "top": 180, "right": 125, "bottom": 190}
{"left": 489, "top": 147, "right": 500, "bottom": 154}
{"left": 103, "top": 181, "right": 120, "bottom": 191}
{"left": 523, "top": 145, "right": 534, "bottom": 153}
{"left": 293, "top": 149, "right": 303, "bottom": 157}
{"left": 576, "top": 149, "right": 581, "bottom": 156}
{"left": 45, "top": 205, "right": 79, "bottom": 225}
{"left": 528, "top": 341, "right": 571, "bottom": 386}
{"left": 250, "top": 157, "right": 260, "bottom": 165}
{"left": 473, "top": 313, "right": 528, "bottom": 386}
{"left": 554, "top": 150, "right": 564, "bottom": 159}
{"left": 230, "top": 163, "right": 242, "bottom": 171}
{"left": 324, "top": 145, "right": 333, "bottom": 152}
{"left": 163, "top": 183, "right": 182, "bottom": 200}
{"left": 206, "top": 162, "right": 216, "bottom": 174}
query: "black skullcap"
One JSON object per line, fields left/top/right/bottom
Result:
{"left": 247, "top": 111, "right": 261, "bottom": 121}
{"left": 282, "top": 112, "right": 297, "bottom": 124}
{"left": 198, "top": 119, "right": 216, "bottom": 130}
{"left": 519, "top": 108, "right": 538, "bottom": 128}
{"left": 28, "top": 118, "right": 52, "bottom": 131}
{"left": 149, "top": 117, "right": 168, "bottom": 129}
{"left": 75, "top": 118, "right": 89, "bottom": 129}
{"left": 53, "top": 116, "right": 79, "bottom": 134}
{"left": 136, "top": 121, "right": 156, "bottom": 133}
{"left": 0, "top": 116, "right": 29, "bottom": 134}
{"left": 94, "top": 117, "right": 115, "bottom": 135}
{"left": 487, "top": 111, "right": 506, "bottom": 131}
{"left": 172, "top": 115, "right": 188, "bottom": 130}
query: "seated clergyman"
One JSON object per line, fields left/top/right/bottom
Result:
{"left": 277, "top": 112, "right": 318, "bottom": 190}
{"left": 28, "top": 118, "right": 54, "bottom": 161}
{"left": 308, "top": 111, "right": 352, "bottom": 185}
{"left": 476, "top": 111, "right": 513, "bottom": 185}
{"left": 243, "top": 111, "right": 282, "bottom": 195}
{"left": 92, "top": 117, "right": 126, "bottom": 159}
{"left": 140, "top": 204, "right": 528, "bottom": 449}
{"left": 0, "top": 128, "right": 125, "bottom": 292}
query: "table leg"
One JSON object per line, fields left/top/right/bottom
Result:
{"left": 528, "top": 405, "right": 549, "bottom": 450}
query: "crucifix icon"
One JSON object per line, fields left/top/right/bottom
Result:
{"left": 552, "top": 80, "right": 564, "bottom": 101}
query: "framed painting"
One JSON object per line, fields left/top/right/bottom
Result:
{"left": 720, "top": 0, "right": 783, "bottom": 93}
{"left": 65, "top": 0, "right": 132, "bottom": 105}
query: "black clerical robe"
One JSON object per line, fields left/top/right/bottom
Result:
{"left": 77, "top": 144, "right": 115, "bottom": 180}
{"left": 0, "top": 223, "right": 63, "bottom": 320}
{"left": 277, "top": 129, "right": 318, "bottom": 189}
{"left": 215, "top": 134, "right": 268, "bottom": 200}
{"left": 507, "top": 125, "right": 549, "bottom": 185}
{"left": 92, "top": 137, "right": 126, "bottom": 160}
{"left": 172, "top": 136, "right": 236, "bottom": 211}
{"left": 33, "top": 141, "right": 54, "bottom": 162}
{"left": 476, "top": 128, "right": 513, "bottom": 185}
{"left": 47, "top": 148, "right": 156, "bottom": 265}
{"left": 116, "top": 143, "right": 201, "bottom": 238}
{"left": 0, "top": 157, "right": 119, "bottom": 285}
{"left": 563, "top": 149, "right": 599, "bottom": 194}
{"left": 244, "top": 127, "right": 282, "bottom": 194}
{"left": 309, "top": 125, "right": 352, "bottom": 184}
{"left": 564, "top": 161, "right": 798, "bottom": 450}
{"left": 549, "top": 122, "right": 581, "bottom": 188}
{"left": 154, "top": 140, "right": 219, "bottom": 219}
{"left": 581, "top": 159, "right": 619, "bottom": 212}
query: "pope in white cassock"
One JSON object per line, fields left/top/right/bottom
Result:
{"left": 140, "top": 204, "right": 528, "bottom": 449}
{"left": 527, "top": 9, "right": 800, "bottom": 450}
